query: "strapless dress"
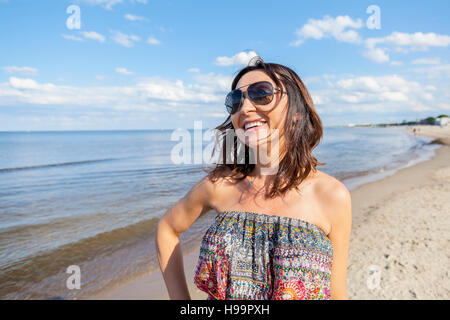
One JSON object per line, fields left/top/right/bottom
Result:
{"left": 193, "top": 210, "right": 333, "bottom": 300}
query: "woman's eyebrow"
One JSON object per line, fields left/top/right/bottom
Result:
{"left": 235, "top": 81, "right": 271, "bottom": 90}
{"left": 235, "top": 83, "right": 252, "bottom": 89}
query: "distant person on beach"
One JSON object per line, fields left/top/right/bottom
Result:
{"left": 156, "top": 57, "right": 352, "bottom": 300}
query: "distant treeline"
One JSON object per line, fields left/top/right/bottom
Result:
{"left": 374, "top": 114, "right": 449, "bottom": 127}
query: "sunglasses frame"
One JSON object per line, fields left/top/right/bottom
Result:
{"left": 225, "top": 80, "right": 288, "bottom": 115}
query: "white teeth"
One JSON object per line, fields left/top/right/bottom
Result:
{"left": 244, "top": 121, "right": 265, "bottom": 130}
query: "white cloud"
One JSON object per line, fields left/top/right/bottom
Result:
{"left": 192, "top": 72, "right": 233, "bottom": 91}
{"left": 409, "top": 63, "right": 450, "bottom": 79}
{"left": 116, "top": 68, "right": 134, "bottom": 76}
{"left": 187, "top": 68, "right": 200, "bottom": 73}
{"left": 290, "top": 15, "right": 363, "bottom": 46}
{"left": 290, "top": 15, "right": 450, "bottom": 66}
{"left": 215, "top": 50, "right": 259, "bottom": 66}
{"left": 79, "top": 0, "right": 124, "bottom": 10}
{"left": 363, "top": 48, "right": 389, "bottom": 63}
{"left": 81, "top": 31, "right": 105, "bottom": 42}
{"left": 2, "top": 66, "right": 38, "bottom": 76}
{"left": 147, "top": 36, "right": 160, "bottom": 45}
{"left": 9, "top": 77, "right": 39, "bottom": 89}
{"left": 115, "top": 67, "right": 134, "bottom": 75}
{"left": 124, "top": 14, "right": 147, "bottom": 21}
{"left": 411, "top": 58, "right": 441, "bottom": 65}
{"left": 78, "top": 0, "right": 147, "bottom": 10}
{"left": 390, "top": 61, "right": 404, "bottom": 66}
{"left": 9, "top": 77, "right": 55, "bottom": 90}
{"left": 309, "top": 74, "right": 440, "bottom": 116}
{"left": 0, "top": 75, "right": 225, "bottom": 110}
{"left": 111, "top": 31, "right": 140, "bottom": 47}
{"left": 337, "top": 76, "right": 383, "bottom": 92}
{"left": 363, "top": 32, "right": 450, "bottom": 63}
{"left": 135, "top": 77, "right": 221, "bottom": 103}
{"left": 366, "top": 32, "right": 450, "bottom": 50}
{"left": 336, "top": 75, "right": 418, "bottom": 93}
{"left": 206, "top": 113, "right": 227, "bottom": 118}
{"left": 61, "top": 34, "right": 84, "bottom": 42}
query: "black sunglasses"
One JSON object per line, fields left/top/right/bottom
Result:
{"left": 225, "top": 81, "right": 288, "bottom": 115}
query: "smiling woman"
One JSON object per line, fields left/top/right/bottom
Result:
{"left": 155, "top": 57, "right": 352, "bottom": 300}
{"left": 209, "top": 57, "right": 326, "bottom": 197}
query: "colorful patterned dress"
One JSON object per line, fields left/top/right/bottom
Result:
{"left": 193, "top": 210, "right": 333, "bottom": 300}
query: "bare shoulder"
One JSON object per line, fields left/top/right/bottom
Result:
{"left": 315, "top": 171, "right": 351, "bottom": 203}
{"left": 313, "top": 170, "right": 352, "bottom": 226}
{"left": 192, "top": 170, "right": 235, "bottom": 205}
{"left": 192, "top": 174, "right": 220, "bottom": 198}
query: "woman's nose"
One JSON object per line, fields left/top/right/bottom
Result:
{"left": 239, "top": 92, "right": 257, "bottom": 114}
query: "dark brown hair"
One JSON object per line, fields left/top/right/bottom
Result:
{"left": 205, "top": 60, "right": 326, "bottom": 198}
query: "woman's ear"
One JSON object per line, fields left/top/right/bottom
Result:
{"left": 293, "top": 112, "right": 300, "bottom": 124}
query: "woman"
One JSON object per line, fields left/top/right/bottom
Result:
{"left": 156, "top": 58, "right": 352, "bottom": 300}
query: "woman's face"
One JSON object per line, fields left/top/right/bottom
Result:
{"left": 230, "top": 70, "right": 289, "bottom": 149}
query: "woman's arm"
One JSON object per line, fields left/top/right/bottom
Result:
{"left": 155, "top": 176, "right": 216, "bottom": 300}
{"left": 327, "top": 181, "right": 352, "bottom": 300}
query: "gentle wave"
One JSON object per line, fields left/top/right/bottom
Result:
{"left": 0, "top": 216, "right": 160, "bottom": 294}
{"left": 0, "top": 158, "right": 118, "bottom": 173}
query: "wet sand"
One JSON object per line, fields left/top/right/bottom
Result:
{"left": 91, "top": 125, "right": 450, "bottom": 300}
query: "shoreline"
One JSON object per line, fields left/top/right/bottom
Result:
{"left": 91, "top": 125, "right": 450, "bottom": 300}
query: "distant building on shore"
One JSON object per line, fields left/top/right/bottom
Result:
{"left": 435, "top": 117, "right": 449, "bottom": 126}
{"left": 348, "top": 123, "right": 373, "bottom": 128}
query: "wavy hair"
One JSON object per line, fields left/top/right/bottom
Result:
{"left": 205, "top": 59, "right": 326, "bottom": 198}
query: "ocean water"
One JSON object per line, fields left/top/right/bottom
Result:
{"left": 0, "top": 127, "right": 439, "bottom": 299}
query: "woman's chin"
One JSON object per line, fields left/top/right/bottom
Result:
{"left": 242, "top": 135, "right": 269, "bottom": 149}
{"left": 246, "top": 141, "right": 262, "bottom": 149}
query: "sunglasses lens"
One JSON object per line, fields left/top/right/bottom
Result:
{"left": 248, "top": 81, "right": 274, "bottom": 105}
{"left": 225, "top": 90, "right": 242, "bottom": 114}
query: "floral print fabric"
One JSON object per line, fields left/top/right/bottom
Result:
{"left": 194, "top": 211, "right": 333, "bottom": 300}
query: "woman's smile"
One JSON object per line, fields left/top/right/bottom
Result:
{"left": 243, "top": 119, "right": 268, "bottom": 132}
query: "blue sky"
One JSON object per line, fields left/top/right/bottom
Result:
{"left": 0, "top": 0, "right": 449, "bottom": 130}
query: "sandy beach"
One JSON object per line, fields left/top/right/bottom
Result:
{"left": 92, "top": 125, "right": 450, "bottom": 300}
{"left": 347, "top": 125, "right": 450, "bottom": 299}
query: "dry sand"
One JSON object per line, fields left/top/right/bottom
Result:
{"left": 92, "top": 125, "right": 450, "bottom": 300}
{"left": 347, "top": 125, "right": 450, "bottom": 299}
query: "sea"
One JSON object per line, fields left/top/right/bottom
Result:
{"left": 0, "top": 126, "right": 440, "bottom": 299}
